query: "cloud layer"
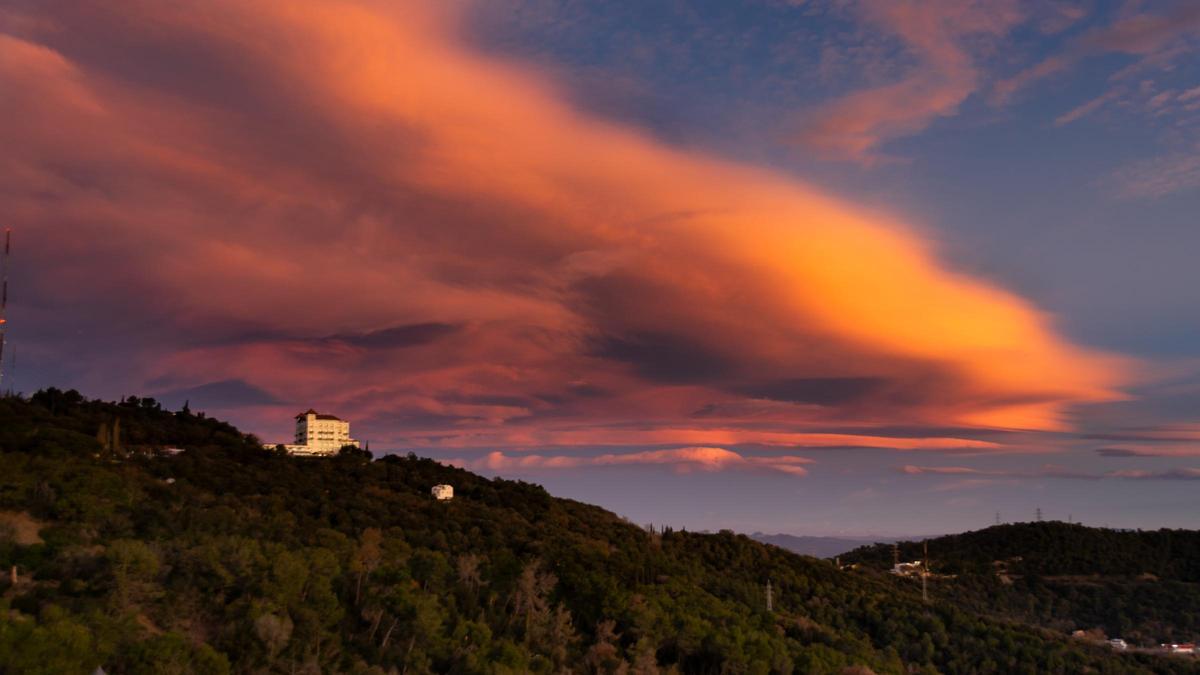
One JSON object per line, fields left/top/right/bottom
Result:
{"left": 2, "top": 1, "right": 1125, "bottom": 454}
{"left": 447, "top": 447, "right": 813, "bottom": 476}
{"left": 901, "top": 464, "right": 1200, "bottom": 481}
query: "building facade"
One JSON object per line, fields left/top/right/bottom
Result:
{"left": 265, "top": 409, "right": 360, "bottom": 456}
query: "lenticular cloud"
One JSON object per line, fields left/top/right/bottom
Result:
{"left": 0, "top": 1, "right": 1125, "bottom": 453}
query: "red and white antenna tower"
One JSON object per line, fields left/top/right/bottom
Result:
{"left": 0, "top": 228, "right": 10, "bottom": 393}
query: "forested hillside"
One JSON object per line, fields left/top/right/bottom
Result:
{"left": 842, "top": 523, "right": 1200, "bottom": 648}
{"left": 1, "top": 390, "right": 1196, "bottom": 674}
{"left": 843, "top": 523, "right": 1200, "bottom": 579}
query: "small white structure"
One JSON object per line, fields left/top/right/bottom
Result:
{"left": 1160, "top": 643, "right": 1196, "bottom": 654}
{"left": 432, "top": 484, "right": 454, "bottom": 501}
{"left": 1107, "top": 638, "right": 1127, "bottom": 650}
{"left": 891, "top": 561, "right": 924, "bottom": 577}
{"left": 263, "top": 409, "right": 360, "bottom": 456}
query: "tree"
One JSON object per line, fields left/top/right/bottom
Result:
{"left": 106, "top": 539, "right": 160, "bottom": 612}
{"left": 585, "top": 620, "right": 624, "bottom": 673}
{"left": 254, "top": 612, "right": 293, "bottom": 666}
{"left": 456, "top": 553, "right": 483, "bottom": 592}
{"left": 352, "top": 528, "right": 384, "bottom": 607}
{"left": 511, "top": 561, "right": 557, "bottom": 647}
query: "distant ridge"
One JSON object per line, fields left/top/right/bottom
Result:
{"left": 750, "top": 532, "right": 902, "bottom": 559}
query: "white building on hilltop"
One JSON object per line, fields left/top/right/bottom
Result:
{"left": 265, "top": 409, "right": 360, "bottom": 456}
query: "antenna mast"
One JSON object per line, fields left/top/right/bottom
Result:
{"left": 0, "top": 228, "right": 9, "bottom": 394}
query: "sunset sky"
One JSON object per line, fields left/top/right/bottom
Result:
{"left": 5, "top": 0, "right": 1200, "bottom": 536}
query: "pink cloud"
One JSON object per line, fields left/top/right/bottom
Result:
{"left": 900, "top": 465, "right": 994, "bottom": 475}
{"left": 1110, "top": 146, "right": 1200, "bottom": 199}
{"left": 795, "top": 0, "right": 1023, "bottom": 163}
{"left": 991, "top": 4, "right": 1200, "bottom": 111}
{"left": 991, "top": 56, "right": 1070, "bottom": 106}
{"left": 1105, "top": 468, "right": 1200, "bottom": 480}
{"left": 900, "top": 464, "right": 1200, "bottom": 481}
{"left": 1095, "top": 444, "right": 1200, "bottom": 458}
{"left": 1054, "top": 88, "right": 1122, "bottom": 126}
{"left": 444, "top": 447, "right": 814, "bottom": 477}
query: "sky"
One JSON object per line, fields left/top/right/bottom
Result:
{"left": 3, "top": 0, "right": 1200, "bottom": 537}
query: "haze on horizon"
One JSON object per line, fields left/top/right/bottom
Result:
{"left": 3, "top": 0, "right": 1200, "bottom": 536}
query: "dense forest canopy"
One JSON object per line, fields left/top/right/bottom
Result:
{"left": 0, "top": 390, "right": 1196, "bottom": 674}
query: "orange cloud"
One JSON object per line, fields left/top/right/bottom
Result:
{"left": 1, "top": 0, "right": 1126, "bottom": 455}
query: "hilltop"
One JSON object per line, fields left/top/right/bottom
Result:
{"left": 841, "top": 523, "right": 1200, "bottom": 649}
{"left": 1, "top": 390, "right": 1197, "bottom": 673}
{"left": 841, "top": 522, "right": 1200, "bottom": 580}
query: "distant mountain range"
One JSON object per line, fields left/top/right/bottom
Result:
{"left": 749, "top": 532, "right": 897, "bottom": 559}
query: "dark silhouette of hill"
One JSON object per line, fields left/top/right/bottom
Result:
{"left": 841, "top": 522, "right": 1200, "bottom": 580}
{"left": 0, "top": 389, "right": 1196, "bottom": 673}
{"left": 842, "top": 523, "right": 1200, "bottom": 649}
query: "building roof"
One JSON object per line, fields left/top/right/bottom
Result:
{"left": 295, "top": 409, "right": 343, "bottom": 421}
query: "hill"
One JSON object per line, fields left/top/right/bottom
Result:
{"left": 1, "top": 389, "right": 1197, "bottom": 674}
{"left": 841, "top": 522, "right": 1200, "bottom": 580}
{"left": 841, "top": 523, "right": 1200, "bottom": 649}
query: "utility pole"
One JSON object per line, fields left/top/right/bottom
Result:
{"left": 995, "top": 511, "right": 1001, "bottom": 526}
{"left": 765, "top": 579, "right": 773, "bottom": 612}
{"left": 1035, "top": 507, "right": 1043, "bottom": 522}
{"left": 922, "top": 542, "right": 929, "bottom": 604}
